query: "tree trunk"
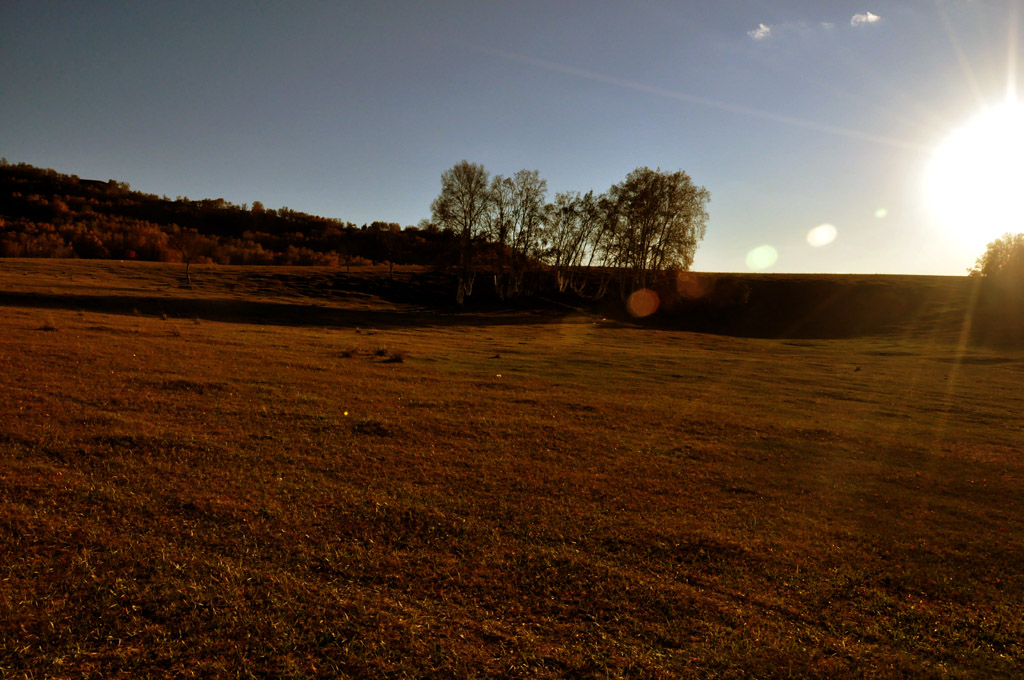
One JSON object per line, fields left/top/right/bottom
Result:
{"left": 455, "top": 271, "right": 475, "bottom": 305}
{"left": 494, "top": 273, "right": 506, "bottom": 301}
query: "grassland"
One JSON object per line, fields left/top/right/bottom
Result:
{"left": 1, "top": 260, "right": 1022, "bottom": 678}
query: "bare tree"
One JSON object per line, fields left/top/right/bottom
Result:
{"left": 430, "top": 161, "right": 491, "bottom": 304}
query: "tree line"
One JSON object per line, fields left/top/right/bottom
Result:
{"left": 0, "top": 158, "right": 712, "bottom": 306}
{"left": 427, "top": 160, "right": 710, "bottom": 303}
{"left": 0, "top": 160, "right": 455, "bottom": 270}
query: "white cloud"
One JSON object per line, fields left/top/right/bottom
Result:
{"left": 747, "top": 23, "right": 772, "bottom": 40}
{"left": 851, "top": 12, "right": 881, "bottom": 27}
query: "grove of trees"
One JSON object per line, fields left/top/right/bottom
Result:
{"left": 428, "top": 160, "right": 710, "bottom": 303}
{"left": 1, "top": 158, "right": 712, "bottom": 307}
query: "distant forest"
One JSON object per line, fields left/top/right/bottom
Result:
{"left": 0, "top": 159, "right": 715, "bottom": 307}
{"left": 0, "top": 159, "right": 454, "bottom": 269}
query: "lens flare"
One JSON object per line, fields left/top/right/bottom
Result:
{"left": 746, "top": 245, "right": 778, "bottom": 271}
{"left": 626, "top": 288, "right": 660, "bottom": 317}
{"left": 806, "top": 223, "right": 838, "bottom": 247}
{"left": 875, "top": 208, "right": 888, "bottom": 219}
{"left": 676, "top": 272, "right": 711, "bottom": 300}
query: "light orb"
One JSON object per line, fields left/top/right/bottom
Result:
{"left": 746, "top": 245, "right": 778, "bottom": 271}
{"left": 626, "top": 288, "right": 660, "bottom": 317}
{"left": 806, "top": 223, "right": 838, "bottom": 247}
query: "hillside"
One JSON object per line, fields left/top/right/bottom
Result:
{"left": 0, "top": 160, "right": 454, "bottom": 267}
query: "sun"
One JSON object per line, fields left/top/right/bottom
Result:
{"left": 924, "top": 101, "right": 1024, "bottom": 254}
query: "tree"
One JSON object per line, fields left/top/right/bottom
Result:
{"left": 430, "top": 161, "right": 491, "bottom": 304}
{"left": 369, "top": 221, "right": 402, "bottom": 279}
{"left": 485, "top": 175, "right": 515, "bottom": 298}
{"left": 606, "top": 167, "right": 710, "bottom": 293}
{"left": 486, "top": 175, "right": 515, "bottom": 248}
{"left": 544, "top": 190, "right": 608, "bottom": 293}
{"left": 970, "top": 233, "right": 1024, "bottom": 343}
{"left": 171, "top": 226, "right": 214, "bottom": 286}
{"left": 507, "top": 169, "right": 548, "bottom": 295}
{"left": 478, "top": 169, "right": 549, "bottom": 299}
{"left": 971, "top": 233, "right": 1024, "bottom": 280}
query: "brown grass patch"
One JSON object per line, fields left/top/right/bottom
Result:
{"left": 0, "top": 261, "right": 1021, "bottom": 677}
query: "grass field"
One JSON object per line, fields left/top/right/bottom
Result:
{"left": 1, "top": 260, "right": 1022, "bottom": 678}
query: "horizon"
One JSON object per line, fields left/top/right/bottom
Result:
{"left": 3, "top": 1, "right": 1022, "bottom": 276}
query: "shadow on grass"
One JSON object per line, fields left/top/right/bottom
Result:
{"left": 0, "top": 291, "right": 564, "bottom": 329}
{"left": 3, "top": 273, "right": 1017, "bottom": 343}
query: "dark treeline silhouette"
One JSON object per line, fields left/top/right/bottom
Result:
{"left": 0, "top": 159, "right": 456, "bottom": 269}
{"left": 427, "top": 160, "right": 710, "bottom": 304}
{"left": 1, "top": 159, "right": 714, "bottom": 311}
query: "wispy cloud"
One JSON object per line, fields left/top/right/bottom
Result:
{"left": 851, "top": 12, "right": 882, "bottom": 27}
{"left": 749, "top": 13, "right": 880, "bottom": 41}
{"left": 747, "top": 20, "right": 841, "bottom": 42}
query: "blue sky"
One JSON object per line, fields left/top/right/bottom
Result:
{"left": 2, "top": 1, "right": 1021, "bottom": 274}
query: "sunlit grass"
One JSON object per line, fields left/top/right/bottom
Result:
{"left": 0, "top": 260, "right": 1021, "bottom": 677}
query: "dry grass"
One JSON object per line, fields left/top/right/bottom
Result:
{"left": 0, "top": 260, "right": 1022, "bottom": 678}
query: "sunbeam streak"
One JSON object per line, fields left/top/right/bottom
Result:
{"left": 1007, "top": 0, "right": 1020, "bottom": 102}
{"left": 486, "top": 48, "right": 929, "bottom": 152}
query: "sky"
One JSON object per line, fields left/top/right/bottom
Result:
{"left": 2, "top": 0, "right": 1022, "bottom": 274}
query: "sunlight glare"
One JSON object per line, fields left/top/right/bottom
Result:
{"left": 924, "top": 102, "right": 1024, "bottom": 251}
